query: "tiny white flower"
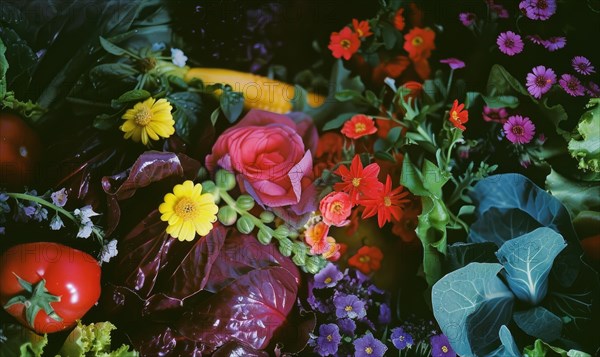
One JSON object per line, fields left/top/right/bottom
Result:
{"left": 77, "top": 222, "right": 94, "bottom": 239}
{"left": 384, "top": 77, "right": 398, "bottom": 93}
{"left": 100, "top": 239, "right": 119, "bottom": 263}
{"left": 74, "top": 205, "right": 100, "bottom": 224}
{"left": 51, "top": 188, "right": 68, "bottom": 207}
{"left": 49, "top": 215, "right": 64, "bottom": 230}
{"left": 171, "top": 48, "right": 188, "bottom": 68}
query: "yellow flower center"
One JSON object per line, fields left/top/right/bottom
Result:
{"left": 359, "top": 255, "right": 371, "bottom": 263}
{"left": 384, "top": 196, "right": 392, "bottom": 206}
{"left": 341, "top": 39, "right": 351, "bottom": 49}
{"left": 451, "top": 110, "right": 459, "bottom": 122}
{"left": 357, "top": 29, "right": 364, "bottom": 37}
{"left": 324, "top": 277, "right": 332, "bottom": 284}
{"left": 352, "top": 177, "right": 361, "bottom": 187}
{"left": 399, "top": 336, "right": 404, "bottom": 341}
{"left": 365, "top": 347, "right": 373, "bottom": 354}
{"left": 327, "top": 334, "right": 333, "bottom": 342}
{"left": 354, "top": 122, "right": 366, "bottom": 133}
{"left": 174, "top": 197, "right": 198, "bottom": 220}
{"left": 345, "top": 305, "right": 353, "bottom": 312}
{"left": 442, "top": 346, "right": 449, "bottom": 353}
{"left": 134, "top": 106, "right": 152, "bottom": 126}
{"left": 331, "top": 201, "right": 344, "bottom": 214}
{"left": 412, "top": 36, "right": 423, "bottom": 46}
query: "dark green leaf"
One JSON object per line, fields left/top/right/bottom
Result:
{"left": 0, "top": 38, "right": 7, "bottom": 97}
{"left": 374, "top": 151, "right": 396, "bottom": 162}
{"left": 334, "top": 89, "right": 363, "bottom": 102}
{"left": 116, "top": 89, "right": 151, "bottom": 104}
{"left": 219, "top": 90, "right": 244, "bottom": 123}
{"left": 513, "top": 306, "right": 563, "bottom": 342}
{"left": 365, "top": 90, "right": 378, "bottom": 106}
{"left": 210, "top": 107, "right": 220, "bottom": 126}
{"left": 386, "top": 126, "right": 403, "bottom": 144}
{"left": 168, "top": 92, "right": 203, "bottom": 143}
{"left": 322, "top": 112, "right": 356, "bottom": 131}
{"left": 0, "top": 26, "right": 36, "bottom": 94}
{"left": 89, "top": 63, "right": 137, "bottom": 79}
{"left": 381, "top": 22, "right": 397, "bottom": 49}
{"left": 168, "top": 75, "right": 189, "bottom": 90}
{"left": 446, "top": 242, "right": 498, "bottom": 271}
{"left": 99, "top": 36, "right": 129, "bottom": 56}
{"left": 93, "top": 113, "right": 119, "bottom": 130}
{"left": 482, "top": 95, "right": 519, "bottom": 109}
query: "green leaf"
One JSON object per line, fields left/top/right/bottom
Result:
{"left": 513, "top": 306, "right": 563, "bottom": 342}
{"left": 568, "top": 99, "right": 600, "bottom": 173}
{"left": 374, "top": 151, "right": 396, "bottom": 162}
{"left": 464, "top": 91, "right": 480, "bottom": 109}
{"left": 0, "top": 323, "right": 48, "bottom": 357}
{"left": 322, "top": 112, "right": 356, "bottom": 131}
{"left": 482, "top": 95, "right": 520, "bottom": 109}
{"left": 0, "top": 26, "right": 37, "bottom": 94}
{"left": 167, "top": 92, "right": 203, "bottom": 143}
{"left": 89, "top": 63, "right": 138, "bottom": 79}
{"left": 546, "top": 169, "right": 600, "bottom": 217}
{"left": 432, "top": 263, "right": 515, "bottom": 356}
{"left": 0, "top": 38, "right": 7, "bottom": 98}
{"left": 381, "top": 22, "right": 397, "bottom": 49}
{"left": 219, "top": 89, "right": 244, "bottom": 123}
{"left": 98, "top": 36, "right": 129, "bottom": 56}
{"left": 116, "top": 89, "right": 151, "bottom": 104}
{"left": 57, "top": 321, "right": 138, "bottom": 356}
{"left": 93, "top": 113, "right": 120, "bottom": 130}
{"left": 486, "top": 64, "right": 528, "bottom": 96}
{"left": 210, "top": 107, "right": 220, "bottom": 126}
{"left": 334, "top": 89, "right": 363, "bottom": 102}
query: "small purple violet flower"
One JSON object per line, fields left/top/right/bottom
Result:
{"left": 440, "top": 58, "right": 465, "bottom": 70}
{"left": 526, "top": 65, "right": 556, "bottom": 98}
{"left": 314, "top": 263, "right": 344, "bottom": 289}
{"left": 504, "top": 115, "right": 536, "bottom": 144}
{"left": 542, "top": 36, "right": 566, "bottom": 51}
{"left": 559, "top": 74, "right": 585, "bottom": 96}
{"left": 333, "top": 294, "right": 366, "bottom": 319}
{"left": 314, "top": 323, "right": 341, "bottom": 356}
{"left": 391, "top": 327, "right": 414, "bottom": 350}
{"left": 572, "top": 56, "right": 595, "bottom": 75}
{"left": 353, "top": 333, "right": 388, "bottom": 357}
{"left": 519, "top": 0, "right": 557, "bottom": 20}
{"left": 497, "top": 31, "right": 524, "bottom": 56}
{"left": 378, "top": 303, "right": 391, "bottom": 324}
{"left": 338, "top": 318, "right": 356, "bottom": 335}
{"left": 458, "top": 12, "right": 476, "bottom": 27}
{"left": 431, "top": 334, "right": 457, "bottom": 357}
{"left": 482, "top": 106, "right": 509, "bottom": 123}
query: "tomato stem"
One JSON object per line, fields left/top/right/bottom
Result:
{"left": 4, "top": 273, "right": 62, "bottom": 329}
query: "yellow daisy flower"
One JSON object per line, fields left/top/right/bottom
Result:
{"left": 120, "top": 97, "right": 175, "bottom": 145}
{"left": 158, "top": 180, "right": 218, "bottom": 241}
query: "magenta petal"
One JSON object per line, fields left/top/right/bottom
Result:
{"left": 287, "top": 150, "right": 313, "bottom": 202}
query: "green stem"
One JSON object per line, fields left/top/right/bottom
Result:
{"left": 6, "top": 193, "right": 76, "bottom": 222}
{"left": 219, "top": 190, "right": 273, "bottom": 238}
{"left": 446, "top": 69, "right": 455, "bottom": 98}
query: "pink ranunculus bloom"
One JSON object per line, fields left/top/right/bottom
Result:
{"left": 206, "top": 110, "right": 317, "bottom": 226}
{"left": 319, "top": 191, "right": 353, "bottom": 227}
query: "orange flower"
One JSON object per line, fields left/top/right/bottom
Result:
{"left": 341, "top": 114, "right": 377, "bottom": 139}
{"left": 372, "top": 55, "right": 411, "bottom": 84}
{"left": 329, "top": 27, "right": 361, "bottom": 60}
{"left": 323, "top": 237, "right": 342, "bottom": 261}
{"left": 334, "top": 155, "right": 382, "bottom": 203}
{"left": 304, "top": 221, "right": 330, "bottom": 254}
{"left": 449, "top": 100, "right": 469, "bottom": 131}
{"left": 403, "top": 27, "right": 436, "bottom": 62}
{"left": 413, "top": 58, "right": 431, "bottom": 80}
{"left": 359, "top": 175, "right": 410, "bottom": 228}
{"left": 348, "top": 245, "right": 384, "bottom": 274}
{"left": 393, "top": 8, "right": 405, "bottom": 31}
{"left": 352, "top": 19, "right": 372, "bottom": 38}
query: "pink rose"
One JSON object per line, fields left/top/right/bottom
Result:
{"left": 319, "top": 191, "right": 352, "bottom": 227}
{"left": 206, "top": 110, "right": 317, "bottom": 225}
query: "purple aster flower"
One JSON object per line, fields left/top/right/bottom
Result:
{"left": 542, "top": 36, "right": 566, "bottom": 51}
{"left": 559, "top": 74, "right": 585, "bottom": 96}
{"left": 527, "top": 35, "right": 545, "bottom": 45}
{"left": 334, "top": 294, "right": 366, "bottom": 319}
{"left": 458, "top": 12, "right": 476, "bottom": 27}
{"left": 314, "top": 263, "right": 344, "bottom": 289}
{"left": 519, "top": 0, "right": 557, "bottom": 20}
{"left": 14, "top": 203, "right": 37, "bottom": 222}
{"left": 378, "top": 303, "right": 391, "bottom": 324}
{"left": 430, "top": 334, "right": 456, "bottom": 357}
{"left": 338, "top": 318, "right": 356, "bottom": 335}
{"left": 482, "top": 106, "right": 509, "bottom": 123}
{"left": 497, "top": 31, "right": 524, "bottom": 56}
{"left": 491, "top": 4, "right": 509, "bottom": 18}
{"left": 586, "top": 81, "right": 600, "bottom": 96}
{"left": 440, "top": 58, "right": 465, "bottom": 70}
{"left": 526, "top": 65, "right": 556, "bottom": 98}
{"left": 572, "top": 56, "right": 596, "bottom": 75}
{"left": 314, "top": 324, "right": 341, "bottom": 356}
{"left": 353, "top": 333, "right": 388, "bottom": 357}
{"left": 503, "top": 115, "right": 536, "bottom": 144}
{"left": 391, "top": 327, "right": 414, "bottom": 350}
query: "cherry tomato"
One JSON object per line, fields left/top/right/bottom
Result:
{"left": 0, "top": 112, "right": 41, "bottom": 189}
{"left": 0, "top": 242, "right": 101, "bottom": 333}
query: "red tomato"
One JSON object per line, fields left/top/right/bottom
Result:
{"left": 0, "top": 242, "right": 101, "bottom": 333}
{"left": 0, "top": 112, "right": 41, "bottom": 189}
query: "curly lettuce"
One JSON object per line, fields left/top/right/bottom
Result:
{"left": 57, "top": 321, "right": 138, "bottom": 357}
{"left": 569, "top": 99, "right": 600, "bottom": 173}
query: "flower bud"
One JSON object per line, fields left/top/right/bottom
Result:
{"left": 278, "top": 237, "right": 293, "bottom": 257}
{"left": 291, "top": 242, "right": 308, "bottom": 257}
{"left": 236, "top": 195, "right": 255, "bottom": 211}
{"left": 304, "top": 256, "right": 325, "bottom": 274}
{"left": 215, "top": 170, "right": 236, "bottom": 191}
{"left": 257, "top": 228, "right": 273, "bottom": 245}
{"left": 217, "top": 206, "right": 237, "bottom": 226}
{"left": 259, "top": 211, "right": 275, "bottom": 223}
{"left": 292, "top": 253, "right": 306, "bottom": 266}
{"left": 236, "top": 216, "right": 255, "bottom": 234}
{"left": 273, "top": 225, "right": 289, "bottom": 239}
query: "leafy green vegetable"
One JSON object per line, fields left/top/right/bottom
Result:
{"left": 523, "top": 339, "right": 592, "bottom": 357}
{"left": 568, "top": 99, "right": 600, "bottom": 173}
{"left": 496, "top": 228, "right": 566, "bottom": 305}
{"left": 432, "top": 262, "right": 514, "bottom": 356}
{"left": 513, "top": 306, "right": 563, "bottom": 342}
{"left": 488, "top": 325, "right": 521, "bottom": 357}
{"left": 0, "top": 323, "right": 47, "bottom": 357}
{"left": 57, "top": 321, "right": 138, "bottom": 357}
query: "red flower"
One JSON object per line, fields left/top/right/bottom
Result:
{"left": 334, "top": 155, "right": 383, "bottom": 203}
{"left": 449, "top": 100, "right": 469, "bottom": 131}
{"left": 413, "top": 58, "right": 431, "bottom": 80}
{"left": 372, "top": 55, "right": 411, "bottom": 84}
{"left": 348, "top": 246, "right": 384, "bottom": 274}
{"left": 391, "top": 197, "right": 421, "bottom": 243}
{"left": 352, "top": 19, "right": 372, "bottom": 38}
{"left": 304, "top": 221, "right": 330, "bottom": 255}
{"left": 314, "top": 132, "right": 347, "bottom": 177}
{"left": 393, "top": 8, "right": 406, "bottom": 30}
{"left": 329, "top": 27, "right": 361, "bottom": 60}
{"left": 341, "top": 114, "right": 377, "bottom": 139}
{"left": 360, "top": 175, "right": 410, "bottom": 228}
{"left": 320, "top": 191, "right": 353, "bottom": 227}
{"left": 403, "top": 27, "right": 436, "bottom": 62}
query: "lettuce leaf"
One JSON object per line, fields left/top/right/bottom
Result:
{"left": 57, "top": 321, "right": 137, "bottom": 357}
{"left": 568, "top": 99, "right": 600, "bottom": 174}
{"left": 0, "top": 323, "right": 47, "bottom": 357}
